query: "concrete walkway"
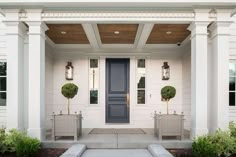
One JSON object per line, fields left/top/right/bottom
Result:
{"left": 43, "top": 128, "right": 193, "bottom": 149}
{"left": 81, "top": 149, "right": 153, "bottom": 157}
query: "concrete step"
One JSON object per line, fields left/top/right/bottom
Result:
{"left": 81, "top": 149, "right": 153, "bottom": 157}
{"left": 60, "top": 144, "right": 86, "bottom": 157}
{"left": 42, "top": 140, "right": 192, "bottom": 149}
{"left": 59, "top": 144, "right": 175, "bottom": 157}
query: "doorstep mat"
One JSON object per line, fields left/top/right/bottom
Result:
{"left": 89, "top": 128, "right": 146, "bottom": 134}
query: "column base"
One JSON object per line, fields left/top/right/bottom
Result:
{"left": 191, "top": 128, "right": 208, "bottom": 139}
{"left": 27, "top": 128, "right": 45, "bottom": 140}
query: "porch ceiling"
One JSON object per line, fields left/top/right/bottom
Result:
{"left": 97, "top": 24, "right": 139, "bottom": 44}
{"left": 45, "top": 23, "right": 190, "bottom": 46}
{"left": 147, "top": 24, "right": 190, "bottom": 44}
{"left": 46, "top": 24, "right": 90, "bottom": 44}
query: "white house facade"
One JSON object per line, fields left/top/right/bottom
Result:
{"left": 0, "top": 0, "right": 236, "bottom": 141}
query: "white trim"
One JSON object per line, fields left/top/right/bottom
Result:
{"left": 88, "top": 58, "right": 100, "bottom": 106}
{"left": 82, "top": 23, "right": 100, "bottom": 49}
{"left": 135, "top": 58, "right": 147, "bottom": 106}
{"left": 133, "top": 24, "right": 144, "bottom": 48}
{"left": 92, "top": 24, "right": 102, "bottom": 47}
{"left": 136, "top": 23, "right": 154, "bottom": 49}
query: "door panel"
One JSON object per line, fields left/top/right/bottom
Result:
{"left": 106, "top": 59, "right": 130, "bottom": 123}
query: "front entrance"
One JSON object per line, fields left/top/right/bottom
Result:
{"left": 106, "top": 59, "right": 130, "bottom": 123}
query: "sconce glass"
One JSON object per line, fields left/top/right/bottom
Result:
{"left": 65, "top": 62, "right": 73, "bottom": 80}
{"left": 162, "top": 62, "right": 170, "bottom": 80}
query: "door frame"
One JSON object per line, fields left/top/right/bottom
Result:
{"left": 105, "top": 58, "right": 130, "bottom": 123}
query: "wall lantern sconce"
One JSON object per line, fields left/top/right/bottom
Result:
{"left": 65, "top": 62, "right": 73, "bottom": 80}
{"left": 162, "top": 62, "right": 170, "bottom": 80}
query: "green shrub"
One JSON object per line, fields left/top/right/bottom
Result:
{"left": 61, "top": 83, "right": 78, "bottom": 114}
{"left": 0, "top": 128, "right": 8, "bottom": 154}
{"left": 229, "top": 121, "right": 236, "bottom": 138}
{"left": 212, "top": 130, "right": 236, "bottom": 157}
{"left": 4, "top": 129, "right": 26, "bottom": 153}
{"left": 0, "top": 129, "right": 41, "bottom": 156}
{"left": 161, "top": 86, "right": 176, "bottom": 114}
{"left": 15, "top": 136, "right": 40, "bottom": 157}
{"left": 192, "top": 129, "right": 236, "bottom": 157}
{"left": 192, "top": 135, "right": 216, "bottom": 157}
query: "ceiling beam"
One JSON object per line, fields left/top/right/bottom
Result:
{"left": 136, "top": 23, "right": 154, "bottom": 49}
{"left": 82, "top": 23, "right": 99, "bottom": 49}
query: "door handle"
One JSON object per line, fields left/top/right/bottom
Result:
{"left": 127, "top": 93, "right": 130, "bottom": 107}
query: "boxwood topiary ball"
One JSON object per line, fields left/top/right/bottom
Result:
{"left": 61, "top": 83, "right": 78, "bottom": 99}
{"left": 161, "top": 86, "right": 176, "bottom": 101}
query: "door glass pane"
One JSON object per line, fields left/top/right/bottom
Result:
{"left": 137, "top": 59, "right": 146, "bottom": 104}
{"left": 138, "top": 76, "right": 145, "bottom": 88}
{"left": 0, "top": 62, "right": 6, "bottom": 76}
{"left": 229, "top": 63, "right": 236, "bottom": 77}
{"left": 90, "top": 59, "right": 98, "bottom": 68}
{"left": 90, "top": 90, "right": 98, "bottom": 104}
{"left": 229, "top": 77, "right": 236, "bottom": 91}
{"left": 138, "top": 90, "right": 145, "bottom": 104}
{"left": 0, "top": 92, "right": 6, "bottom": 106}
{"left": 0, "top": 77, "right": 6, "bottom": 91}
{"left": 138, "top": 59, "right": 145, "bottom": 68}
{"left": 229, "top": 92, "right": 235, "bottom": 106}
{"left": 89, "top": 59, "right": 99, "bottom": 104}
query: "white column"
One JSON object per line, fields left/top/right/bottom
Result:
{"left": 26, "top": 9, "right": 48, "bottom": 139}
{"left": 188, "top": 20, "right": 209, "bottom": 138}
{"left": 4, "top": 9, "right": 27, "bottom": 130}
{"left": 24, "top": 35, "right": 29, "bottom": 130}
{"left": 208, "top": 10, "right": 232, "bottom": 131}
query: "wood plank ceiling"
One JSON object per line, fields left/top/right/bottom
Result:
{"left": 46, "top": 24, "right": 90, "bottom": 44}
{"left": 147, "top": 24, "right": 190, "bottom": 44}
{"left": 97, "top": 24, "right": 139, "bottom": 44}
{"left": 46, "top": 24, "right": 190, "bottom": 45}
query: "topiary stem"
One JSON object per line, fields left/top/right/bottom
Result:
{"left": 68, "top": 99, "right": 70, "bottom": 115}
{"left": 167, "top": 100, "right": 169, "bottom": 114}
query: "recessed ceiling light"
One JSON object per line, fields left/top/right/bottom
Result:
{"left": 114, "top": 31, "right": 120, "bottom": 35}
{"left": 166, "top": 31, "right": 172, "bottom": 35}
{"left": 61, "top": 31, "right": 67, "bottom": 35}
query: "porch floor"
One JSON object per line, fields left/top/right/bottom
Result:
{"left": 43, "top": 128, "right": 193, "bottom": 149}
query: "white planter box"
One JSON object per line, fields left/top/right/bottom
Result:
{"left": 154, "top": 114, "right": 184, "bottom": 140}
{"left": 52, "top": 114, "right": 82, "bottom": 141}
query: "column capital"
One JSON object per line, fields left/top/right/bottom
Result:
{"left": 193, "top": 9, "right": 211, "bottom": 22}
{"left": 5, "top": 22, "right": 27, "bottom": 38}
{"left": 25, "top": 9, "right": 43, "bottom": 22}
{"left": 215, "top": 8, "right": 234, "bottom": 21}
{"left": 26, "top": 21, "right": 48, "bottom": 37}
{"left": 187, "top": 21, "right": 209, "bottom": 38}
{"left": 209, "top": 21, "right": 232, "bottom": 38}
{"left": 3, "top": 9, "right": 20, "bottom": 22}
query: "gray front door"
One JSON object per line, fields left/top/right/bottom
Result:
{"left": 106, "top": 59, "right": 130, "bottom": 123}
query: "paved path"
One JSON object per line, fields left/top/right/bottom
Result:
{"left": 43, "top": 128, "right": 193, "bottom": 149}
{"left": 81, "top": 149, "right": 153, "bottom": 157}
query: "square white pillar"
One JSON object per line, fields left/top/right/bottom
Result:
{"left": 27, "top": 21, "right": 48, "bottom": 140}
{"left": 188, "top": 21, "right": 209, "bottom": 138}
{"left": 208, "top": 10, "right": 232, "bottom": 131}
{"left": 4, "top": 9, "right": 27, "bottom": 130}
